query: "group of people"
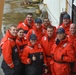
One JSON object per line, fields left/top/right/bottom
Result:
{"left": 0, "top": 13, "right": 76, "bottom": 75}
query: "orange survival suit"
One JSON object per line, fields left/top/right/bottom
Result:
{"left": 16, "top": 37, "right": 27, "bottom": 58}
{"left": 17, "top": 19, "right": 34, "bottom": 35}
{"left": 26, "top": 25, "right": 44, "bottom": 43}
{"left": 1, "top": 30, "right": 21, "bottom": 75}
{"left": 50, "top": 37, "right": 75, "bottom": 75}
{"left": 58, "top": 21, "right": 72, "bottom": 35}
{"left": 21, "top": 41, "right": 47, "bottom": 75}
{"left": 41, "top": 34, "right": 56, "bottom": 75}
{"left": 68, "top": 34, "right": 76, "bottom": 75}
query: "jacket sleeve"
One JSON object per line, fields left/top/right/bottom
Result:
{"left": 17, "top": 22, "right": 22, "bottom": 29}
{"left": 16, "top": 40, "right": 21, "bottom": 58}
{"left": 26, "top": 29, "right": 32, "bottom": 41}
{"left": 21, "top": 47, "right": 31, "bottom": 64}
{"left": 40, "top": 37, "right": 44, "bottom": 48}
{"left": 62, "top": 45, "right": 75, "bottom": 62}
{"left": 2, "top": 41, "right": 14, "bottom": 68}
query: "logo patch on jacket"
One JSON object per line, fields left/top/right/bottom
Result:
{"left": 63, "top": 43, "right": 67, "bottom": 47}
{"left": 15, "top": 48, "right": 18, "bottom": 53}
{"left": 44, "top": 36, "right": 47, "bottom": 41}
{"left": 28, "top": 46, "right": 33, "bottom": 50}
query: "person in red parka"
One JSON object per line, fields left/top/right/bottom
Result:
{"left": 41, "top": 25, "right": 56, "bottom": 75}
{"left": 0, "top": 25, "right": 21, "bottom": 75}
{"left": 21, "top": 34, "right": 47, "bottom": 75}
{"left": 17, "top": 13, "right": 34, "bottom": 35}
{"left": 42, "top": 18, "right": 51, "bottom": 30}
{"left": 16, "top": 28, "right": 27, "bottom": 58}
{"left": 58, "top": 14, "right": 72, "bottom": 35}
{"left": 16, "top": 28, "right": 28, "bottom": 75}
{"left": 50, "top": 28, "right": 75, "bottom": 75}
{"left": 26, "top": 18, "right": 44, "bottom": 43}
{"left": 42, "top": 18, "right": 56, "bottom": 34}
{"left": 68, "top": 23, "right": 76, "bottom": 75}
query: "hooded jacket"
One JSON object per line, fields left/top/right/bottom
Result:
{"left": 1, "top": 31, "right": 20, "bottom": 69}
{"left": 58, "top": 21, "right": 72, "bottom": 35}
{"left": 17, "top": 19, "right": 34, "bottom": 35}
{"left": 26, "top": 25, "right": 44, "bottom": 43}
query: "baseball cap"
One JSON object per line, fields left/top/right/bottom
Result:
{"left": 35, "top": 18, "right": 42, "bottom": 23}
{"left": 57, "top": 28, "right": 65, "bottom": 34}
{"left": 63, "top": 14, "right": 70, "bottom": 19}
{"left": 30, "top": 34, "right": 37, "bottom": 40}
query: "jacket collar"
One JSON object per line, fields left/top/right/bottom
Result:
{"left": 6, "top": 30, "right": 16, "bottom": 41}
{"left": 33, "top": 24, "right": 42, "bottom": 31}
{"left": 24, "top": 19, "right": 34, "bottom": 27}
{"left": 61, "top": 21, "right": 72, "bottom": 28}
{"left": 55, "top": 37, "right": 68, "bottom": 45}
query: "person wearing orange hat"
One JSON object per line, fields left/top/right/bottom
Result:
{"left": 50, "top": 28, "right": 75, "bottom": 75}
{"left": 1, "top": 25, "right": 21, "bottom": 75}
{"left": 17, "top": 13, "right": 34, "bottom": 36}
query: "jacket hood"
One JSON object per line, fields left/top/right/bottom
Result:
{"left": 33, "top": 24, "right": 42, "bottom": 31}
{"left": 62, "top": 21, "right": 72, "bottom": 28}
{"left": 6, "top": 30, "right": 17, "bottom": 39}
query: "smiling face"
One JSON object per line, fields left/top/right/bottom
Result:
{"left": 26, "top": 14, "right": 33, "bottom": 23}
{"left": 63, "top": 18, "right": 70, "bottom": 25}
{"left": 43, "top": 18, "right": 50, "bottom": 27}
{"left": 35, "top": 23, "right": 42, "bottom": 29}
{"left": 17, "top": 29, "right": 24, "bottom": 38}
{"left": 9, "top": 26, "right": 17, "bottom": 36}
{"left": 57, "top": 33, "right": 65, "bottom": 41}
{"left": 47, "top": 27, "right": 54, "bottom": 37}
{"left": 30, "top": 39, "right": 37, "bottom": 46}
{"left": 70, "top": 24, "right": 76, "bottom": 35}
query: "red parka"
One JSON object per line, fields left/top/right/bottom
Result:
{"left": 50, "top": 37, "right": 75, "bottom": 75}
{"left": 68, "top": 34, "right": 76, "bottom": 75}
{"left": 17, "top": 19, "right": 34, "bottom": 35}
{"left": 41, "top": 34, "right": 56, "bottom": 65}
{"left": 1, "top": 31, "right": 20, "bottom": 68}
{"left": 26, "top": 25, "right": 44, "bottom": 43}
{"left": 16, "top": 37, "right": 27, "bottom": 59}
{"left": 58, "top": 21, "right": 72, "bottom": 35}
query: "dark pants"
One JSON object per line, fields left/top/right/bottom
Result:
{"left": 2, "top": 65, "right": 21, "bottom": 75}
{"left": 25, "top": 64, "right": 43, "bottom": 75}
{"left": 20, "top": 63, "right": 25, "bottom": 75}
{"left": 1, "top": 60, "right": 21, "bottom": 75}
